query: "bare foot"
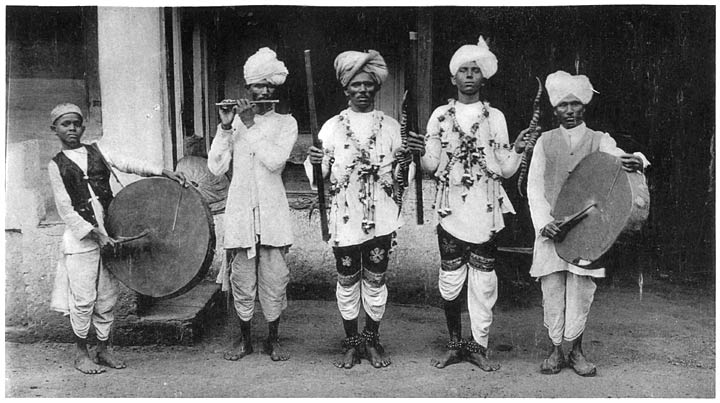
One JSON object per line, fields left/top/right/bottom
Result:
{"left": 540, "top": 345, "right": 565, "bottom": 375}
{"left": 366, "top": 343, "right": 391, "bottom": 368}
{"left": 75, "top": 354, "right": 105, "bottom": 374}
{"left": 264, "top": 339, "right": 290, "bottom": 361}
{"left": 466, "top": 351, "right": 501, "bottom": 372}
{"left": 223, "top": 338, "right": 253, "bottom": 361}
{"left": 568, "top": 350, "right": 597, "bottom": 377}
{"left": 431, "top": 348, "right": 463, "bottom": 369}
{"left": 95, "top": 349, "right": 126, "bottom": 369}
{"left": 333, "top": 347, "right": 360, "bottom": 369}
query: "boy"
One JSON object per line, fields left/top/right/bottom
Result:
{"left": 48, "top": 103, "right": 186, "bottom": 374}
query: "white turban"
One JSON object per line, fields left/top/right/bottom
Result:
{"left": 50, "top": 103, "right": 83, "bottom": 125}
{"left": 334, "top": 50, "right": 388, "bottom": 87}
{"left": 449, "top": 36, "right": 498, "bottom": 79}
{"left": 545, "top": 70, "right": 596, "bottom": 106}
{"left": 243, "top": 47, "right": 288, "bottom": 86}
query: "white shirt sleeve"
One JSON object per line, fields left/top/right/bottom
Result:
{"left": 96, "top": 143, "right": 164, "bottom": 177}
{"left": 598, "top": 132, "right": 651, "bottom": 168}
{"left": 420, "top": 108, "right": 443, "bottom": 173}
{"left": 304, "top": 118, "right": 336, "bottom": 186}
{"left": 526, "top": 137, "right": 554, "bottom": 234}
{"left": 48, "top": 160, "right": 95, "bottom": 240}
{"left": 489, "top": 109, "right": 522, "bottom": 178}
{"left": 207, "top": 120, "right": 236, "bottom": 176}
{"left": 249, "top": 116, "right": 298, "bottom": 174}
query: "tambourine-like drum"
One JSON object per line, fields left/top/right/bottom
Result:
{"left": 553, "top": 151, "right": 650, "bottom": 268}
{"left": 103, "top": 177, "right": 215, "bottom": 299}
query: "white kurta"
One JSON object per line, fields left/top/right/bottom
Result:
{"left": 208, "top": 111, "right": 298, "bottom": 252}
{"left": 305, "top": 109, "right": 403, "bottom": 247}
{"left": 422, "top": 101, "right": 522, "bottom": 244}
{"left": 527, "top": 123, "right": 650, "bottom": 278}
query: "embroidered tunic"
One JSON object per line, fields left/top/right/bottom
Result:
{"left": 422, "top": 100, "right": 522, "bottom": 244}
{"left": 306, "top": 109, "right": 402, "bottom": 247}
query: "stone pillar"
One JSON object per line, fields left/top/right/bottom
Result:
{"left": 97, "top": 7, "right": 170, "bottom": 186}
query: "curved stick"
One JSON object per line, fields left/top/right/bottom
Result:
{"left": 517, "top": 77, "right": 543, "bottom": 198}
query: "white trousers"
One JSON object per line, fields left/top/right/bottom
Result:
{"left": 439, "top": 264, "right": 498, "bottom": 348}
{"left": 541, "top": 271, "right": 596, "bottom": 345}
{"left": 230, "top": 246, "right": 289, "bottom": 322}
{"left": 61, "top": 249, "right": 119, "bottom": 341}
{"left": 336, "top": 278, "right": 388, "bottom": 322}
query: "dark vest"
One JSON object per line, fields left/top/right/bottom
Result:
{"left": 52, "top": 145, "right": 114, "bottom": 226}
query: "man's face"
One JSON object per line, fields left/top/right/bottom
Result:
{"left": 51, "top": 113, "right": 85, "bottom": 149}
{"left": 344, "top": 72, "right": 378, "bottom": 112}
{"left": 451, "top": 61, "right": 484, "bottom": 96}
{"left": 553, "top": 95, "right": 586, "bottom": 129}
{"left": 248, "top": 82, "right": 277, "bottom": 101}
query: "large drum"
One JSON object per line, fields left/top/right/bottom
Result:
{"left": 553, "top": 151, "right": 650, "bottom": 268}
{"left": 103, "top": 177, "right": 215, "bottom": 299}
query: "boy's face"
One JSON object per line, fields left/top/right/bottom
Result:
{"left": 51, "top": 113, "right": 85, "bottom": 149}
{"left": 553, "top": 95, "right": 586, "bottom": 129}
{"left": 451, "top": 61, "right": 484, "bottom": 96}
{"left": 344, "top": 71, "right": 378, "bottom": 113}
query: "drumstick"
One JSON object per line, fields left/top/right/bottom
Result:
{"left": 114, "top": 229, "right": 151, "bottom": 243}
{"left": 557, "top": 202, "right": 597, "bottom": 231}
{"left": 171, "top": 185, "right": 183, "bottom": 231}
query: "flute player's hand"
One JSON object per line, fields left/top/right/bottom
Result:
{"left": 308, "top": 144, "right": 324, "bottom": 165}
{"left": 236, "top": 98, "right": 256, "bottom": 129}
{"left": 218, "top": 99, "right": 237, "bottom": 130}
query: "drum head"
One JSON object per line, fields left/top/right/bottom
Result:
{"left": 553, "top": 152, "right": 636, "bottom": 268}
{"left": 103, "top": 177, "right": 215, "bottom": 299}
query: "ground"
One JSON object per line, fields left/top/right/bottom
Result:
{"left": 5, "top": 280, "right": 715, "bottom": 398}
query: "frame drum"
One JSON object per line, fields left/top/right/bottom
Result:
{"left": 553, "top": 152, "right": 649, "bottom": 268}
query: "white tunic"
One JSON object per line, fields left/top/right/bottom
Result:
{"left": 306, "top": 109, "right": 403, "bottom": 247}
{"left": 422, "top": 101, "right": 522, "bottom": 244}
{"left": 527, "top": 123, "right": 650, "bottom": 278}
{"left": 208, "top": 111, "right": 298, "bottom": 253}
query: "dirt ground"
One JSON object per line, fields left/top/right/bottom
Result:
{"left": 5, "top": 279, "right": 715, "bottom": 398}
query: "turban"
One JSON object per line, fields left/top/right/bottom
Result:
{"left": 243, "top": 47, "right": 288, "bottom": 86}
{"left": 334, "top": 50, "right": 388, "bottom": 87}
{"left": 545, "top": 70, "right": 596, "bottom": 107}
{"left": 50, "top": 103, "right": 83, "bottom": 125}
{"left": 449, "top": 36, "right": 498, "bottom": 79}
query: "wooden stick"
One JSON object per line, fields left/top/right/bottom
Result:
{"left": 409, "top": 31, "right": 424, "bottom": 225}
{"left": 304, "top": 49, "right": 330, "bottom": 242}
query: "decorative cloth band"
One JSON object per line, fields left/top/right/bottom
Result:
{"left": 337, "top": 271, "right": 361, "bottom": 287}
{"left": 441, "top": 257, "right": 465, "bottom": 272}
{"left": 361, "top": 269, "right": 386, "bottom": 287}
{"left": 468, "top": 253, "right": 495, "bottom": 272}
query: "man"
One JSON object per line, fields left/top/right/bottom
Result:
{"left": 420, "top": 36, "right": 531, "bottom": 371}
{"left": 527, "top": 70, "right": 648, "bottom": 376}
{"left": 208, "top": 47, "right": 298, "bottom": 362}
{"left": 306, "top": 50, "right": 422, "bottom": 369}
{"left": 48, "top": 103, "right": 186, "bottom": 374}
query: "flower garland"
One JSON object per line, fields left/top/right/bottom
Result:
{"left": 330, "top": 109, "right": 392, "bottom": 234}
{"left": 433, "top": 99, "right": 512, "bottom": 218}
